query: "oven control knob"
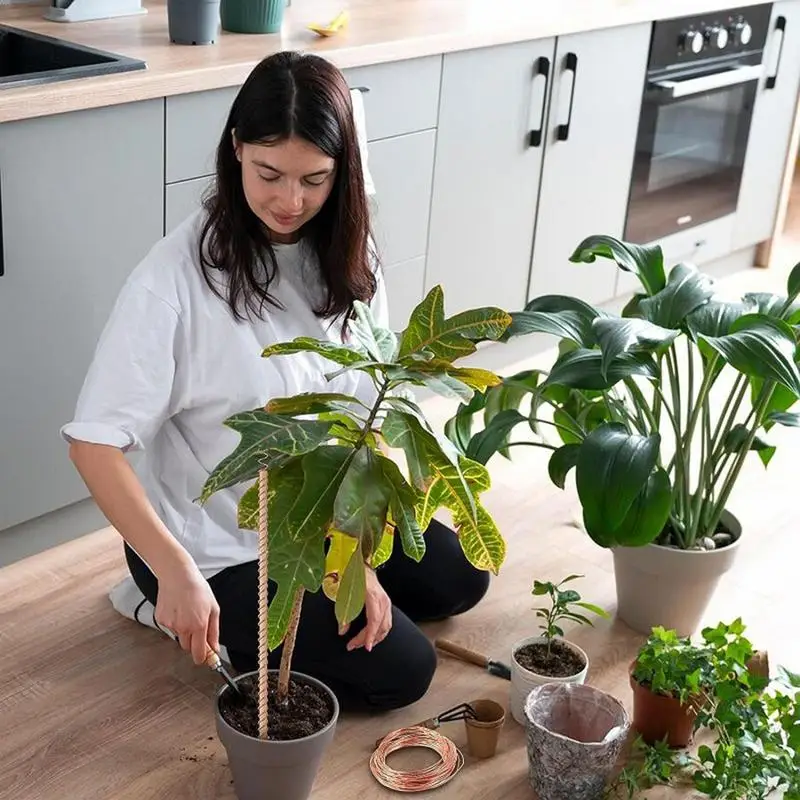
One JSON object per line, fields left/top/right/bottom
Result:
{"left": 681, "top": 29, "right": 705, "bottom": 53}
{"left": 706, "top": 25, "right": 729, "bottom": 49}
{"left": 730, "top": 20, "right": 753, "bottom": 45}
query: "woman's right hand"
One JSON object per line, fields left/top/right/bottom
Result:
{"left": 154, "top": 560, "right": 221, "bottom": 665}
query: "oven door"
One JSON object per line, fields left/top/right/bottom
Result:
{"left": 624, "top": 62, "right": 763, "bottom": 244}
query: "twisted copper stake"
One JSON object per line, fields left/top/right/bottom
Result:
{"left": 257, "top": 467, "right": 269, "bottom": 739}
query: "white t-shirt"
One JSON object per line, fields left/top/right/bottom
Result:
{"left": 61, "top": 209, "right": 389, "bottom": 578}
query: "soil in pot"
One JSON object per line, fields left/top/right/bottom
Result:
{"left": 515, "top": 639, "right": 586, "bottom": 677}
{"left": 218, "top": 674, "right": 334, "bottom": 740}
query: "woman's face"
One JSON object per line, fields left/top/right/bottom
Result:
{"left": 234, "top": 134, "right": 336, "bottom": 243}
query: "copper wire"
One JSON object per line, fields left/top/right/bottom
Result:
{"left": 369, "top": 725, "right": 464, "bottom": 792}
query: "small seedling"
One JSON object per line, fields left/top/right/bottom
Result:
{"left": 532, "top": 573, "right": 609, "bottom": 658}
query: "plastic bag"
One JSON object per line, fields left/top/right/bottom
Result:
{"left": 524, "top": 682, "right": 630, "bottom": 800}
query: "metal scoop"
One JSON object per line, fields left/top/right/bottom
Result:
{"left": 204, "top": 649, "right": 243, "bottom": 697}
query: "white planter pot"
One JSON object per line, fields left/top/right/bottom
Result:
{"left": 509, "top": 636, "right": 589, "bottom": 726}
{"left": 612, "top": 510, "right": 742, "bottom": 637}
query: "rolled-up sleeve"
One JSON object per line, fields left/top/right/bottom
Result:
{"left": 60, "top": 282, "right": 181, "bottom": 453}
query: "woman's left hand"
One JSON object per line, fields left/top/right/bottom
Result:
{"left": 340, "top": 566, "right": 393, "bottom": 652}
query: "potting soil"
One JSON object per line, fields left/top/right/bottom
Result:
{"left": 515, "top": 639, "right": 586, "bottom": 677}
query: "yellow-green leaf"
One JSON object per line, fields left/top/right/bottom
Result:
{"left": 376, "top": 453, "right": 426, "bottom": 562}
{"left": 335, "top": 549, "right": 367, "bottom": 627}
{"left": 266, "top": 392, "right": 366, "bottom": 416}
{"left": 237, "top": 479, "right": 260, "bottom": 530}
{"left": 262, "top": 337, "right": 366, "bottom": 367}
{"left": 368, "top": 524, "right": 395, "bottom": 569}
{"left": 322, "top": 530, "right": 359, "bottom": 601}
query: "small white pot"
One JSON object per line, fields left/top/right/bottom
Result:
{"left": 509, "top": 636, "right": 589, "bottom": 726}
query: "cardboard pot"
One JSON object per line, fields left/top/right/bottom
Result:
{"left": 612, "top": 510, "right": 742, "bottom": 637}
{"left": 464, "top": 698, "right": 505, "bottom": 758}
{"left": 215, "top": 670, "right": 339, "bottom": 800}
{"left": 510, "top": 636, "right": 588, "bottom": 725}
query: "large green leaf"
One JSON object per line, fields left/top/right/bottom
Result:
{"left": 698, "top": 314, "right": 800, "bottom": 398}
{"left": 723, "top": 424, "right": 776, "bottom": 467}
{"left": 544, "top": 348, "right": 659, "bottom": 390}
{"left": 482, "top": 378, "right": 537, "bottom": 457}
{"left": 575, "top": 423, "right": 662, "bottom": 547}
{"left": 639, "top": 262, "right": 715, "bottom": 329}
{"left": 377, "top": 453, "right": 426, "bottom": 562}
{"left": 334, "top": 548, "right": 367, "bottom": 627}
{"left": 266, "top": 392, "right": 367, "bottom": 417}
{"left": 385, "top": 365, "right": 475, "bottom": 403}
{"left": 262, "top": 337, "right": 367, "bottom": 367}
{"left": 201, "top": 412, "right": 333, "bottom": 501}
{"left": 686, "top": 300, "right": 753, "bottom": 340}
{"left": 591, "top": 317, "right": 679, "bottom": 379}
{"left": 755, "top": 379, "right": 799, "bottom": 431}
{"left": 266, "top": 446, "right": 354, "bottom": 649}
{"left": 398, "top": 285, "right": 511, "bottom": 361}
{"left": 788, "top": 261, "right": 800, "bottom": 303}
{"left": 409, "top": 361, "right": 503, "bottom": 393}
{"left": 609, "top": 467, "right": 672, "bottom": 546}
{"left": 506, "top": 295, "right": 606, "bottom": 346}
{"left": 464, "top": 409, "right": 527, "bottom": 465}
{"left": 332, "top": 447, "right": 392, "bottom": 558}
{"left": 443, "top": 391, "right": 487, "bottom": 455}
{"left": 351, "top": 299, "right": 398, "bottom": 362}
{"left": 569, "top": 234, "right": 666, "bottom": 296}
{"left": 767, "top": 411, "right": 800, "bottom": 427}
{"left": 548, "top": 444, "right": 581, "bottom": 489}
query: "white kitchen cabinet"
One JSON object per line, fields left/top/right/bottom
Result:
{"left": 527, "top": 23, "right": 651, "bottom": 306}
{"left": 426, "top": 38, "right": 557, "bottom": 315}
{"left": 733, "top": 0, "right": 800, "bottom": 251}
{"left": 166, "top": 176, "right": 215, "bottom": 234}
{"left": 0, "top": 100, "right": 164, "bottom": 530}
{"left": 383, "top": 257, "right": 426, "bottom": 332}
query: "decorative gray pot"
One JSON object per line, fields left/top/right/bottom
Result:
{"left": 167, "top": 0, "right": 220, "bottom": 45}
{"left": 215, "top": 670, "right": 339, "bottom": 800}
{"left": 612, "top": 509, "right": 742, "bottom": 637}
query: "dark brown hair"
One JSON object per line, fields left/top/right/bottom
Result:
{"left": 199, "top": 51, "right": 377, "bottom": 324}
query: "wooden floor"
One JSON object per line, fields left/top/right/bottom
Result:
{"left": 2, "top": 190, "right": 800, "bottom": 800}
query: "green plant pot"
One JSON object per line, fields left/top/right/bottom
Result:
{"left": 220, "top": 0, "right": 285, "bottom": 33}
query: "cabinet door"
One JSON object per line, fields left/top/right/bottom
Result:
{"left": 166, "top": 176, "right": 215, "bottom": 234}
{"left": 528, "top": 24, "right": 651, "bottom": 305}
{"left": 733, "top": 0, "right": 800, "bottom": 250}
{"left": 0, "top": 101, "right": 164, "bottom": 530}
{"left": 426, "top": 38, "right": 556, "bottom": 315}
{"left": 368, "top": 130, "right": 436, "bottom": 269}
{"left": 383, "top": 257, "right": 426, "bottom": 331}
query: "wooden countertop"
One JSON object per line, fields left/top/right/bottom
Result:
{"left": 0, "top": 0, "right": 775, "bottom": 123}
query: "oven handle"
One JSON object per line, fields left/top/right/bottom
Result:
{"left": 649, "top": 63, "right": 764, "bottom": 99}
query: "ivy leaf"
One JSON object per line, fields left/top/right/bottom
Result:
{"left": 200, "top": 412, "right": 333, "bottom": 501}
{"left": 639, "top": 262, "right": 715, "bottom": 329}
{"left": 332, "top": 447, "right": 392, "bottom": 559}
{"left": 262, "top": 337, "right": 366, "bottom": 367}
{"left": 398, "top": 285, "right": 511, "bottom": 360}
{"left": 334, "top": 548, "right": 367, "bottom": 627}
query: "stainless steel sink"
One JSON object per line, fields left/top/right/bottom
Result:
{"left": 0, "top": 24, "right": 145, "bottom": 88}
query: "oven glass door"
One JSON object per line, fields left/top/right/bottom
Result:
{"left": 625, "top": 65, "right": 759, "bottom": 244}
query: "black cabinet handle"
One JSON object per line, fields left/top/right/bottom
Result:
{"left": 557, "top": 52, "right": 578, "bottom": 141}
{"left": 529, "top": 56, "right": 550, "bottom": 148}
{"left": 766, "top": 16, "right": 786, "bottom": 90}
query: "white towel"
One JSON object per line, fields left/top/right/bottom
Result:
{"left": 350, "top": 88, "right": 376, "bottom": 196}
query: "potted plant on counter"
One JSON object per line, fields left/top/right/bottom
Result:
{"left": 446, "top": 235, "right": 800, "bottom": 636}
{"left": 509, "top": 573, "right": 608, "bottom": 725}
{"left": 200, "top": 286, "right": 511, "bottom": 800}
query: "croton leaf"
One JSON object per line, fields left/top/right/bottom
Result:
{"left": 548, "top": 443, "right": 581, "bottom": 489}
{"left": 638, "top": 262, "right": 714, "bottom": 329}
{"left": 334, "top": 547, "right": 367, "bottom": 627}
{"left": 368, "top": 525, "right": 395, "bottom": 569}
{"left": 699, "top": 314, "right": 800, "bottom": 399}
{"left": 385, "top": 365, "right": 476, "bottom": 403}
{"left": 398, "top": 285, "right": 511, "bottom": 361}
{"left": 322, "top": 530, "right": 359, "bottom": 601}
{"left": 262, "top": 337, "right": 367, "bottom": 367}
{"left": 265, "top": 392, "right": 367, "bottom": 417}
{"left": 569, "top": 234, "right": 666, "bottom": 297}
{"left": 332, "top": 446, "right": 392, "bottom": 559}
{"left": 409, "top": 361, "right": 503, "bottom": 393}
{"left": 591, "top": 317, "right": 679, "bottom": 379}
{"left": 544, "top": 348, "right": 658, "bottom": 390}
{"left": 201, "top": 412, "right": 333, "bottom": 501}
{"left": 376, "top": 453, "right": 426, "bottom": 562}
{"left": 575, "top": 423, "right": 662, "bottom": 547}
{"left": 351, "top": 299, "right": 398, "bottom": 362}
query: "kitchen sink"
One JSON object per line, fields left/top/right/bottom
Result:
{"left": 0, "top": 24, "right": 145, "bottom": 88}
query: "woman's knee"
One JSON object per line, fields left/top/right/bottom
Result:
{"left": 365, "top": 633, "right": 437, "bottom": 711}
{"left": 452, "top": 565, "right": 491, "bottom": 615}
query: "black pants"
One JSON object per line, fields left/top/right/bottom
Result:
{"left": 125, "top": 518, "right": 489, "bottom": 712}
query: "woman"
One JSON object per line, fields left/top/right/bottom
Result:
{"left": 62, "top": 51, "right": 489, "bottom": 712}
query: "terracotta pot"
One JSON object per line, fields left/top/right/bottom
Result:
{"left": 509, "top": 636, "right": 588, "bottom": 726}
{"left": 629, "top": 664, "right": 697, "bottom": 748}
{"left": 215, "top": 669, "right": 339, "bottom": 800}
{"left": 612, "top": 509, "right": 742, "bottom": 637}
{"left": 464, "top": 698, "right": 505, "bottom": 758}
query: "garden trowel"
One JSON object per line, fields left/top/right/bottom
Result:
{"left": 435, "top": 639, "right": 511, "bottom": 680}
{"left": 204, "top": 648, "right": 243, "bottom": 697}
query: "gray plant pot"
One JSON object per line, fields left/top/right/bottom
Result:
{"left": 215, "top": 670, "right": 339, "bottom": 800}
{"left": 612, "top": 509, "right": 743, "bottom": 637}
{"left": 167, "top": 0, "right": 220, "bottom": 45}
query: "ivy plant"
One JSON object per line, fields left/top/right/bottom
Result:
{"left": 446, "top": 235, "right": 800, "bottom": 551}
{"left": 200, "top": 286, "right": 511, "bottom": 704}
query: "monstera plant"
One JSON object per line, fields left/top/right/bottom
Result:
{"left": 201, "top": 285, "right": 509, "bottom": 750}
{"left": 447, "top": 235, "right": 800, "bottom": 636}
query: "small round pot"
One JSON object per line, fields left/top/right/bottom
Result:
{"left": 612, "top": 509, "right": 742, "bottom": 637}
{"left": 215, "top": 669, "right": 339, "bottom": 800}
{"left": 629, "top": 662, "right": 699, "bottom": 748}
{"left": 464, "top": 698, "right": 505, "bottom": 759}
{"left": 509, "top": 636, "right": 588, "bottom": 726}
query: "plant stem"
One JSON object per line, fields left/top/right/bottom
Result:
{"left": 664, "top": 350, "right": 690, "bottom": 525}
{"left": 277, "top": 587, "right": 305, "bottom": 703}
{"left": 503, "top": 441, "right": 558, "bottom": 452}
{"left": 709, "top": 374, "right": 749, "bottom": 463}
{"left": 530, "top": 417, "right": 586, "bottom": 437}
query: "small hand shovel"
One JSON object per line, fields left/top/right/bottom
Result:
{"left": 435, "top": 639, "right": 511, "bottom": 680}
{"left": 204, "top": 649, "right": 243, "bottom": 697}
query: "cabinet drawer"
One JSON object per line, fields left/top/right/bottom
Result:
{"left": 344, "top": 55, "right": 441, "bottom": 141}
{"left": 369, "top": 129, "right": 436, "bottom": 267}
{"left": 383, "top": 257, "right": 426, "bottom": 332}
{"left": 166, "top": 176, "right": 214, "bottom": 234}
{"left": 166, "top": 86, "right": 238, "bottom": 184}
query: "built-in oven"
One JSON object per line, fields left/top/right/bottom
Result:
{"left": 624, "top": 4, "right": 774, "bottom": 244}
